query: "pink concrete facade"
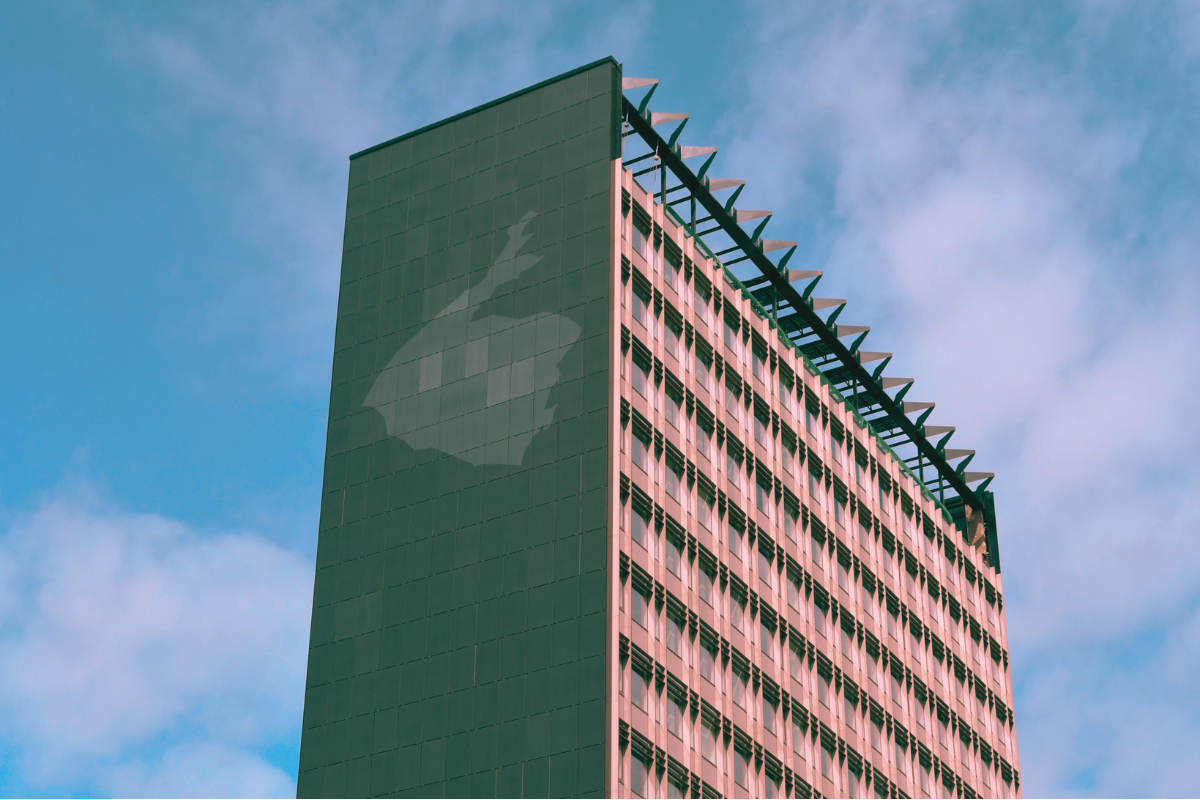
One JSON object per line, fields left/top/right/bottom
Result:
{"left": 605, "top": 163, "right": 1021, "bottom": 800}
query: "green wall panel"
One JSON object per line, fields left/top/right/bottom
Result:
{"left": 299, "top": 58, "right": 621, "bottom": 799}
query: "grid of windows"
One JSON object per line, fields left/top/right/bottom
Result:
{"left": 613, "top": 167, "right": 1018, "bottom": 799}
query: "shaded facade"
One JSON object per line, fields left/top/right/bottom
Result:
{"left": 299, "top": 57, "right": 1021, "bottom": 799}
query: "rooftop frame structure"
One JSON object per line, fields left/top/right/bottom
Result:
{"left": 619, "top": 81, "right": 1000, "bottom": 568}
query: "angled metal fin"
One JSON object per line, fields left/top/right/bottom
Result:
{"left": 696, "top": 152, "right": 717, "bottom": 179}
{"left": 623, "top": 77, "right": 659, "bottom": 90}
{"left": 650, "top": 112, "right": 689, "bottom": 126}
{"left": 706, "top": 178, "right": 746, "bottom": 191}
{"left": 787, "top": 269, "right": 822, "bottom": 282}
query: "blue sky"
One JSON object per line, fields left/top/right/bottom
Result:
{"left": 1, "top": 1, "right": 1199, "bottom": 796}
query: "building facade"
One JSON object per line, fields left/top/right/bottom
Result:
{"left": 298, "top": 57, "right": 1021, "bottom": 799}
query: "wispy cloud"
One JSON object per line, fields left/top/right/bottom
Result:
{"left": 110, "top": 0, "right": 644, "bottom": 389}
{"left": 720, "top": 1, "right": 1200, "bottom": 794}
{"left": 0, "top": 478, "right": 312, "bottom": 796}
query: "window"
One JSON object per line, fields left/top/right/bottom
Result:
{"left": 779, "top": 375, "right": 792, "bottom": 410}
{"left": 734, "top": 749, "right": 750, "bottom": 788}
{"left": 808, "top": 469, "right": 822, "bottom": 506}
{"left": 632, "top": 357, "right": 649, "bottom": 397}
{"left": 665, "top": 252, "right": 681, "bottom": 291}
{"left": 895, "top": 741, "right": 907, "bottom": 774}
{"left": 727, "top": 450, "right": 742, "bottom": 492}
{"left": 855, "top": 460, "right": 867, "bottom": 488}
{"left": 788, "top": 575, "right": 802, "bottom": 613}
{"left": 784, "top": 507, "right": 797, "bottom": 542}
{"left": 695, "top": 417, "right": 711, "bottom": 458}
{"left": 733, "top": 670, "right": 747, "bottom": 708}
{"left": 725, "top": 382, "right": 740, "bottom": 424}
{"left": 667, "top": 695, "right": 687, "bottom": 742}
{"left": 665, "top": 390, "right": 681, "bottom": 429}
{"left": 866, "top": 651, "right": 877, "bottom": 683}
{"left": 665, "top": 319, "right": 681, "bottom": 360}
{"left": 862, "top": 584, "right": 875, "bottom": 618}
{"left": 790, "top": 645, "right": 804, "bottom": 683}
{"left": 848, "top": 769, "right": 860, "bottom": 799}
{"left": 727, "top": 519, "right": 742, "bottom": 560}
{"left": 632, "top": 285, "right": 649, "bottom": 326}
{"left": 755, "top": 411, "right": 769, "bottom": 446}
{"left": 766, "top": 773, "right": 780, "bottom": 799}
{"left": 753, "top": 349, "right": 766, "bottom": 382}
{"left": 632, "top": 507, "right": 649, "bottom": 549}
{"left": 665, "top": 537, "right": 682, "bottom": 578}
{"left": 934, "top": 656, "right": 946, "bottom": 686}
{"left": 694, "top": 284, "right": 710, "bottom": 325}
{"left": 668, "top": 778, "right": 686, "bottom": 799}
{"left": 694, "top": 349, "right": 710, "bottom": 390}
{"left": 871, "top": 719, "right": 882, "bottom": 752}
{"left": 724, "top": 317, "right": 738, "bottom": 353}
{"left": 879, "top": 482, "right": 891, "bottom": 516}
{"left": 730, "top": 594, "right": 745, "bottom": 632}
{"left": 859, "top": 519, "right": 872, "bottom": 553}
{"left": 632, "top": 587, "right": 649, "bottom": 629}
{"left": 763, "top": 694, "right": 776, "bottom": 733}
{"left": 697, "top": 488, "right": 713, "bottom": 531}
{"left": 920, "top": 763, "right": 931, "bottom": 794}
{"left": 815, "top": 601, "right": 828, "bottom": 636}
{"left": 938, "top": 717, "right": 949, "bottom": 747}
{"left": 631, "top": 667, "right": 649, "bottom": 711}
{"left": 844, "top": 696, "right": 856, "bottom": 730}
{"left": 832, "top": 433, "right": 844, "bottom": 465}
{"left": 700, "top": 642, "right": 716, "bottom": 683}
{"left": 884, "top": 547, "right": 896, "bottom": 577}
{"left": 915, "top": 698, "right": 927, "bottom": 728}
{"left": 666, "top": 614, "right": 683, "bottom": 656}
{"left": 632, "top": 217, "right": 650, "bottom": 260}
{"left": 821, "top": 743, "right": 834, "bottom": 780}
{"left": 631, "top": 752, "right": 650, "bottom": 798}
{"left": 911, "top": 629, "right": 922, "bottom": 665}
{"left": 887, "top": 609, "right": 898, "bottom": 640}
{"left": 665, "top": 461, "right": 682, "bottom": 504}
{"left": 631, "top": 430, "right": 649, "bottom": 472}
{"left": 699, "top": 566, "right": 714, "bottom": 605}
{"left": 702, "top": 722, "right": 719, "bottom": 764}
{"left": 760, "top": 619, "right": 774, "bottom": 660}
{"left": 841, "top": 626, "right": 855, "bottom": 666}
{"left": 806, "top": 406, "right": 818, "bottom": 435}
{"left": 812, "top": 534, "right": 825, "bottom": 570}
{"left": 817, "top": 672, "right": 830, "bottom": 707}
{"left": 837, "top": 560, "right": 849, "bottom": 591}
{"left": 892, "top": 671, "right": 904, "bottom": 705}
{"left": 759, "top": 549, "right": 773, "bottom": 590}
{"left": 834, "top": 495, "right": 845, "bottom": 525}
{"left": 792, "top": 719, "right": 806, "bottom": 758}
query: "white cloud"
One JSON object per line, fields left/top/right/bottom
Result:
{"left": 0, "top": 479, "right": 312, "bottom": 797}
{"left": 725, "top": 1, "right": 1200, "bottom": 795}
{"left": 108, "top": 0, "right": 643, "bottom": 388}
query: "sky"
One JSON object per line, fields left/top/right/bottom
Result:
{"left": 0, "top": 0, "right": 1198, "bottom": 796}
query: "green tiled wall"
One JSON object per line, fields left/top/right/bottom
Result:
{"left": 298, "top": 59, "right": 621, "bottom": 799}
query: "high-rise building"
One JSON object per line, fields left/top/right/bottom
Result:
{"left": 298, "top": 57, "right": 1021, "bottom": 799}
